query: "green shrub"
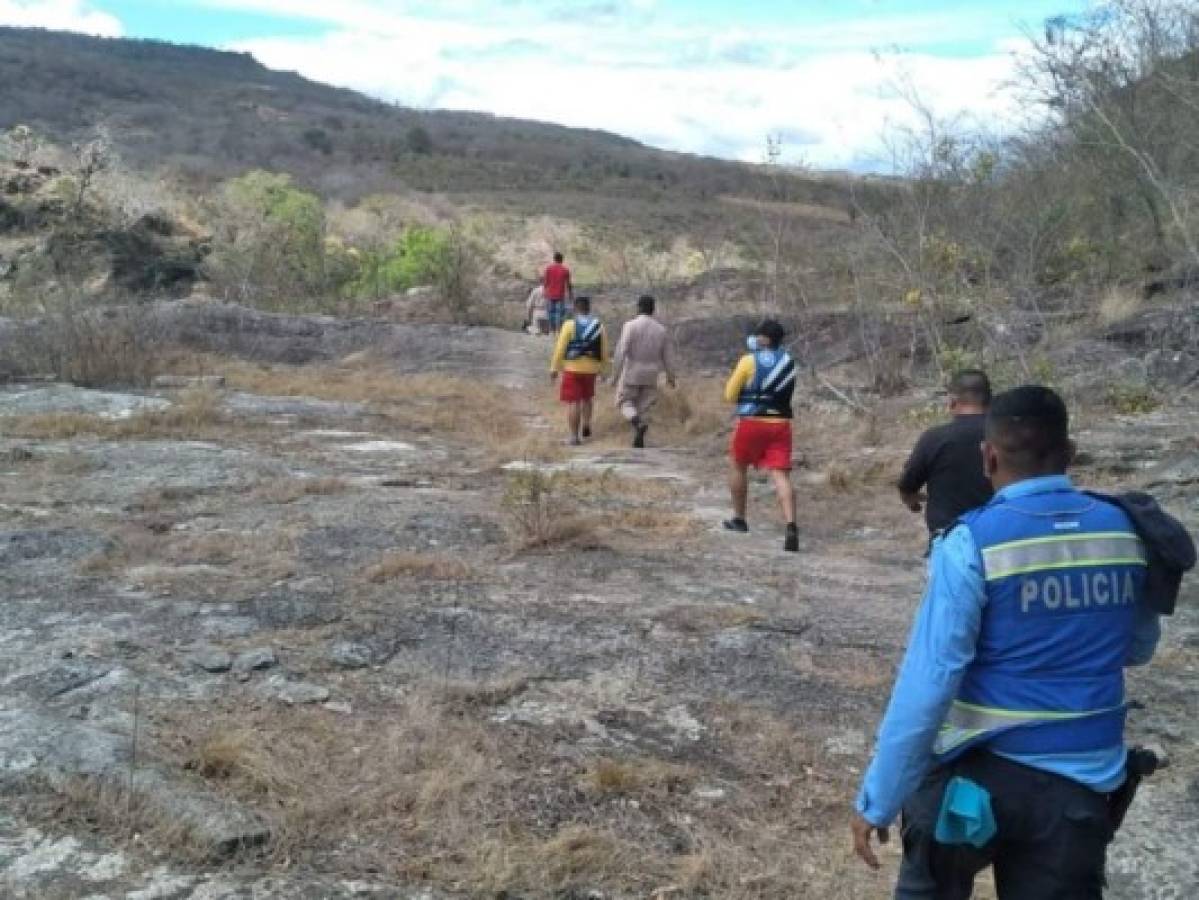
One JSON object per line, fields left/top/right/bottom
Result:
{"left": 204, "top": 170, "right": 332, "bottom": 308}
{"left": 349, "top": 226, "right": 451, "bottom": 299}
{"left": 1105, "top": 382, "right": 1160, "bottom": 415}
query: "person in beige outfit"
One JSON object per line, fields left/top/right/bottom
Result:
{"left": 525, "top": 284, "right": 549, "bottom": 335}
{"left": 611, "top": 294, "right": 677, "bottom": 448}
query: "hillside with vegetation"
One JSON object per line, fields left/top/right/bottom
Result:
{"left": 0, "top": 4, "right": 1196, "bottom": 899}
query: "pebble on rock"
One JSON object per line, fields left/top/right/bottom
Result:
{"left": 189, "top": 647, "right": 233, "bottom": 674}
{"left": 233, "top": 648, "right": 277, "bottom": 673}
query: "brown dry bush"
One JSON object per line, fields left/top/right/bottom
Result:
{"left": 2, "top": 306, "right": 165, "bottom": 387}
{"left": 500, "top": 467, "right": 597, "bottom": 550}
{"left": 361, "top": 550, "right": 475, "bottom": 583}
{"left": 584, "top": 757, "right": 697, "bottom": 798}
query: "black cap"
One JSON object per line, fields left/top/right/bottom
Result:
{"left": 755, "top": 318, "right": 786, "bottom": 346}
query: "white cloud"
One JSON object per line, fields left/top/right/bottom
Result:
{"left": 232, "top": 14, "right": 1033, "bottom": 171}
{"left": 0, "top": 0, "right": 122, "bottom": 37}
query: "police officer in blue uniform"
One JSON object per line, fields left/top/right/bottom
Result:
{"left": 852, "top": 386, "right": 1162, "bottom": 899}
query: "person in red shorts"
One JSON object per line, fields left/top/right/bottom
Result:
{"left": 550, "top": 295, "right": 609, "bottom": 445}
{"left": 542, "top": 252, "right": 573, "bottom": 334}
{"left": 723, "top": 319, "right": 799, "bottom": 552}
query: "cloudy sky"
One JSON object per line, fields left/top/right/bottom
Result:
{"left": 0, "top": 0, "right": 1086, "bottom": 170}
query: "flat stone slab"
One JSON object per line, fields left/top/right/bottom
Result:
{"left": 0, "top": 385, "right": 169, "bottom": 419}
{"left": 223, "top": 392, "right": 366, "bottom": 419}
{"left": 0, "top": 709, "right": 268, "bottom": 856}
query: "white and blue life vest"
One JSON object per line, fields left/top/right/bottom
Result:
{"left": 736, "top": 349, "right": 796, "bottom": 419}
{"left": 934, "top": 485, "right": 1148, "bottom": 761}
{"left": 565, "top": 315, "right": 603, "bottom": 361}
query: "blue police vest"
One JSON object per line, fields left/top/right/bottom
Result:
{"left": 565, "top": 316, "right": 603, "bottom": 360}
{"left": 934, "top": 485, "right": 1148, "bottom": 761}
{"left": 736, "top": 349, "right": 796, "bottom": 418}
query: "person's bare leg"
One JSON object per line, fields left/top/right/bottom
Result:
{"left": 770, "top": 470, "right": 796, "bottom": 524}
{"left": 771, "top": 469, "right": 799, "bottom": 551}
{"left": 580, "top": 398, "right": 594, "bottom": 437}
{"left": 567, "top": 403, "right": 581, "bottom": 443}
{"left": 729, "top": 463, "right": 748, "bottom": 521}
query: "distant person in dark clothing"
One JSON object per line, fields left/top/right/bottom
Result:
{"left": 898, "top": 370, "right": 994, "bottom": 535}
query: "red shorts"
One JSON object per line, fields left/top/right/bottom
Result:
{"left": 731, "top": 418, "right": 793, "bottom": 470}
{"left": 559, "top": 371, "right": 597, "bottom": 403}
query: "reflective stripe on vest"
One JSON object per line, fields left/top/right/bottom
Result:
{"left": 982, "top": 532, "right": 1147, "bottom": 581}
{"left": 565, "top": 317, "right": 602, "bottom": 360}
{"left": 934, "top": 699, "right": 1127, "bottom": 757}
{"left": 737, "top": 350, "right": 796, "bottom": 418}
{"left": 934, "top": 488, "right": 1147, "bottom": 762}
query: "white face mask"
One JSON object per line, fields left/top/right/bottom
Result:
{"left": 746, "top": 336, "right": 759, "bottom": 351}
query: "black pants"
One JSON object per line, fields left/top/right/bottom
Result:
{"left": 895, "top": 751, "right": 1114, "bottom": 900}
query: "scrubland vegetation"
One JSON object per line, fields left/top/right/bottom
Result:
{"left": 2, "top": 2, "right": 1196, "bottom": 404}
{"left": 0, "top": 4, "right": 1197, "bottom": 898}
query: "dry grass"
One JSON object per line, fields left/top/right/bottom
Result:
{"left": 440, "top": 673, "right": 534, "bottom": 708}
{"left": 720, "top": 194, "right": 853, "bottom": 224}
{"left": 255, "top": 476, "right": 349, "bottom": 505}
{"left": 584, "top": 757, "right": 697, "bottom": 798}
{"left": 1098, "top": 283, "right": 1142, "bottom": 325}
{"left": 361, "top": 550, "right": 476, "bottom": 583}
{"left": 178, "top": 354, "right": 562, "bottom": 461}
{"left": 654, "top": 603, "right": 766, "bottom": 634}
{"left": 602, "top": 507, "right": 698, "bottom": 536}
{"left": 0, "top": 387, "right": 223, "bottom": 440}
{"left": 22, "top": 776, "right": 206, "bottom": 863}
{"left": 129, "top": 677, "right": 894, "bottom": 899}
{"left": 819, "top": 458, "right": 893, "bottom": 494}
{"left": 164, "top": 697, "right": 513, "bottom": 884}
{"left": 579, "top": 376, "right": 732, "bottom": 450}
{"left": 78, "top": 523, "right": 299, "bottom": 582}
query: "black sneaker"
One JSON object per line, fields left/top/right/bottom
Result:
{"left": 581, "top": 426, "right": 592, "bottom": 439}
{"left": 633, "top": 424, "right": 647, "bottom": 449}
{"left": 784, "top": 523, "right": 799, "bottom": 552}
{"left": 722, "top": 518, "right": 749, "bottom": 533}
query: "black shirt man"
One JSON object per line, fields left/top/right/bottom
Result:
{"left": 898, "top": 370, "right": 994, "bottom": 535}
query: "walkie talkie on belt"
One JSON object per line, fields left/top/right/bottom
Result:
{"left": 1109, "top": 746, "right": 1168, "bottom": 830}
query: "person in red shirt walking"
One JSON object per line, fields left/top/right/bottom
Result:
{"left": 542, "top": 252, "right": 573, "bottom": 334}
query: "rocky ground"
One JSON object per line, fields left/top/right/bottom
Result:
{"left": 0, "top": 305, "right": 1195, "bottom": 899}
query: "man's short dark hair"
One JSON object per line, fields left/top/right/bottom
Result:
{"left": 574, "top": 295, "right": 591, "bottom": 313}
{"left": 986, "top": 385, "right": 1071, "bottom": 474}
{"left": 553, "top": 252, "right": 564, "bottom": 263}
{"left": 755, "top": 319, "right": 786, "bottom": 349}
{"left": 638, "top": 294, "right": 655, "bottom": 315}
{"left": 949, "top": 369, "right": 992, "bottom": 406}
